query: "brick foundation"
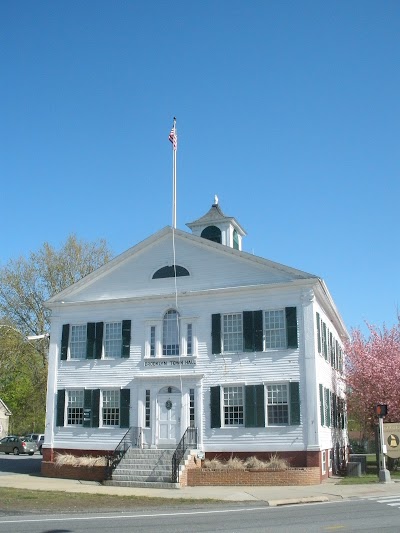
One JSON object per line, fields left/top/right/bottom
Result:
{"left": 187, "top": 467, "right": 321, "bottom": 486}
{"left": 41, "top": 461, "right": 108, "bottom": 482}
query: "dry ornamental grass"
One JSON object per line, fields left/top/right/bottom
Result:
{"left": 54, "top": 454, "right": 107, "bottom": 468}
{"left": 202, "top": 454, "right": 289, "bottom": 471}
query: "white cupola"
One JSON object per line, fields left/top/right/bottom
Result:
{"left": 186, "top": 197, "right": 246, "bottom": 251}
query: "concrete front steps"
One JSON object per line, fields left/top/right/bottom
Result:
{"left": 104, "top": 448, "right": 180, "bottom": 489}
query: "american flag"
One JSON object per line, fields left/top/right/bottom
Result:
{"left": 169, "top": 125, "right": 177, "bottom": 151}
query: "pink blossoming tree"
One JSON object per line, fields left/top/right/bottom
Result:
{"left": 345, "top": 320, "right": 400, "bottom": 438}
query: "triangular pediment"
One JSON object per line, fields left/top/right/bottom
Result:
{"left": 46, "top": 227, "right": 317, "bottom": 305}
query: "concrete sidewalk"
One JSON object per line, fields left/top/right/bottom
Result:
{"left": 1, "top": 473, "right": 400, "bottom": 506}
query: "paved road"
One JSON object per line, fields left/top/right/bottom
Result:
{"left": 0, "top": 455, "right": 42, "bottom": 476}
{"left": 0, "top": 499, "right": 400, "bottom": 532}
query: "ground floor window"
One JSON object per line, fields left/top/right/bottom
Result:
{"left": 102, "top": 390, "right": 120, "bottom": 426}
{"left": 267, "top": 384, "right": 289, "bottom": 425}
{"left": 67, "top": 390, "right": 84, "bottom": 425}
{"left": 189, "top": 388, "right": 195, "bottom": 426}
{"left": 210, "top": 382, "right": 300, "bottom": 428}
{"left": 322, "top": 450, "right": 327, "bottom": 474}
{"left": 145, "top": 389, "right": 151, "bottom": 428}
{"left": 56, "top": 388, "right": 130, "bottom": 428}
{"left": 223, "top": 386, "right": 244, "bottom": 426}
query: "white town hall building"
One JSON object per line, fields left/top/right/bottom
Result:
{"left": 43, "top": 200, "right": 348, "bottom": 482}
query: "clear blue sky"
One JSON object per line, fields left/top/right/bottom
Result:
{"left": 1, "top": 1, "right": 399, "bottom": 334}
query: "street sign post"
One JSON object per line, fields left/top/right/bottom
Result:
{"left": 375, "top": 404, "right": 391, "bottom": 483}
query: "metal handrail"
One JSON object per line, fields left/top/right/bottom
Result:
{"left": 106, "top": 426, "right": 142, "bottom": 479}
{"left": 171, "top": 426, "right": 198, "bottom": 483}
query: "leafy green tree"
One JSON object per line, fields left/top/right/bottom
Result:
{"left": 0, "top": 325, "right": 47, "bottom": 434}
{"left": 0, "top": 234, "right": 112, "bottom": 432}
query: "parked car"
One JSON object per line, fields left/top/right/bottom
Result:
{"left": 25, "top": 433, "right": 44, "bottom": 454}
{"left": 0, "top": 436, "right": 36, "bottom": 455}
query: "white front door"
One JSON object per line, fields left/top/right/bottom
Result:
{"left": 157, "top": 393, "right": 181, "bottom": 447}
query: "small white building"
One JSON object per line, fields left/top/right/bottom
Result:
{"left": 0, "top": 399, "right": 12, "bottom": 439}
{"left": 44, "top": 201, "right": 348, "bottom": 480}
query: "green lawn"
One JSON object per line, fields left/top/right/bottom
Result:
{"left": 0, "top": 487, "right": 221, "bottom": 514}
{"left": 339, "top": 454, "right": 400, "bottom": 485}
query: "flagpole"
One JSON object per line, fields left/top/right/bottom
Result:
{"left": 169, "top": 117, "right": 177, "bottom": 229}
{"left": 173, "top": 121, "right": 176, "bottom": 229}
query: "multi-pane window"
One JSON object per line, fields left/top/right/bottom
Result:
{"left": 150, "top": 326, "right": 156, "bottom": 357}
{"left": 222, "top": 313, "right": 243, "bottom": 353}
{"left": 163, "top": 310, "right": 180, "bottom": 356}
{"left": 223, "top": 386, "right": 244, "bottom": 426}
{"left": 104, "top": 322, "right": 122, "bottom": 358}
{"left": 187, "top": 324, "right": 193, "bottom": 355}
{"left": 69, "top": 325, "right": 87, "bottom": 359}
{"left": 189, "top": 388, "right": 195, "bottom": 426}
{"left": 145, "top": 390, "right": 151, "bottom": 428}
{"left": 267, "top": 384, "right": 289, "bottom": 425}
{"left": 264, "top": 310, "right": 286, "bottom": 349}
{"left": 102, "top": 390, "right": 120, "bottom": 426}
{"left": 67, "top": 390, "right": 84, "bottom": 425}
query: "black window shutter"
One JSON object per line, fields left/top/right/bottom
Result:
{"left": 253, "top": 311, "right": 263, "bottom": 352}
{"left": 95, "top": 322, "right": 103, "bottom": 359}
{"left": 319, "top": 384, "right": 324, "bottom": 426}
{"left": 332, "top": 393, "right": 337, "bottom": 428}
{"left": 323, "top": 323, "right": 327, "bottom": 360}
{"left": 286, "top": 307, "right": 298, "bottom": 348}
{"left": 121, "top": 320, "right": 131, "bottom": 358}
{"left": 210, "top": 386, "right": 221, "bottom": 428}
{"left": 211, "top": 314, "right": 221, "bottom": 354}
{"left": 86, "top": 323, "right": 96, "bottom": 359}
{"left": 245, "top": 384, "right": 265, "bottom": 427}
{"left": 326, "top": 390, "right": 331, "bottom": 427}
{"left": 243, "top": 311, "right": 254, "bottom": 352}
{"left": 289, "top": 382, "right": 300, "bottom": 425}
{"left": 83, "top": 389, "right": 93, "bottom": 427}
{"left": 316, "top": 313, "right": 321, "bottom": 353}
{"left": 243, "top": 311, "right": 263, "bottom": 352}
{"left": 61, "top": 324, "right": 69, "bottom": 360}
{"left": 56, "top": 390, "right": 65, "bottom": 426}
{"left": 120, "top": 388, "right": 130, "bottom": 428}
{"left": 92, "top": 389, "right": 100, "bottom": 428}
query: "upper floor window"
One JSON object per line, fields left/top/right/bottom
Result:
{"left": 61, "top": 321, "right": 131, "bottom": 361}
{"left": 212, "top": 307, "right": 298, "bottom": 354}
{"left": 104, "top": 322, "right": 123, "bottom": 358}
{"left": 152, "top": 265, "right": 190, "bottom": 279}
{"left": 163, "top": 310, "right": 180, "bottom": 356}
{"left": 145, "top": 312, "right": 195, "bottom": 358}
{"left": 316, "top": 312, "right": 344, "bottom": 372}
{"left": 264, "top": 310, "right": 286, "bottom": 349}
{"left": 222, "top": 313, "right": 243, "bottom": 353}
{"left": 69, "top": 325, "right": 87, "bottom": 360}
{"left": 201, "top": 225, "right": 222, "bottom": 244}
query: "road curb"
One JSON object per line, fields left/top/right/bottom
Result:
{"left": 267, "top": 496, "right": 330, "bottom": 507}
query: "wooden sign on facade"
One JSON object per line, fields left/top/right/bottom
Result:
{"left": 383, "top": 423, "right": 400, "bottom": 459}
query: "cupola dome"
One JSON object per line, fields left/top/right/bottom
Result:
{"left": 186, "top": 197, "right": 246, "bottom": 250}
